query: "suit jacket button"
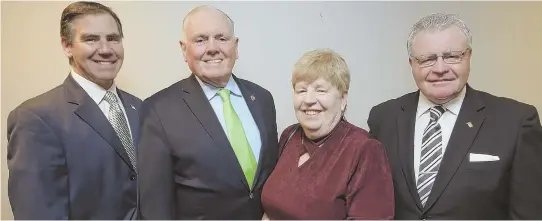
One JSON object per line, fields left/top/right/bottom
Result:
{"left": 129, "top": 174, "right": 136, "bottom": 181}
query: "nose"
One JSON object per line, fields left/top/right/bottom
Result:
{"left": 97, "top": 40, "right": 113, "bottom": 55}
{"left": 303, "top": 90, "right": 317, "bottom": 104}
{"left": 205, "top": 39, "right": 220, "bottom": 56}
{"left": 431, "top": 57, "right": 449, "bottom": 75}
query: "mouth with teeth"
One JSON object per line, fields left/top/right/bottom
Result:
{"left": 93, "top": 60, "right": 117, "bottom": 65}
{"left": 304, "top": 110, "right": 321, "bottom": 116}
{"left": 204, "top": 59, "right": 223, "bottom": 64}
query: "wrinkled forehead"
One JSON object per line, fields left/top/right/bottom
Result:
{"left": 184, "top": 10, "right": 234, "bottom": 38}
{"left": 411, "top": 26, "right": 469, "bottom": 55}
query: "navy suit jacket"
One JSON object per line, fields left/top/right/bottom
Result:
{"left": 138, "top": 74, "right": 279, "bottom": 219}
{"left": 7, "top": 74, "right": 142, "bottom": 219}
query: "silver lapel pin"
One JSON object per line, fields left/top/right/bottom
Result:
{"left": 130, "top": 105, "right": 136, "bottom": 110}
{"left": 250, "top": 95, "right": 256, "bottom": 101}
{"left": 466, "top": 122, "right": 473, "bottom": 128}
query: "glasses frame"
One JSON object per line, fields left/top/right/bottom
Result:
{"left": 411, "top": 47, "right": 472, "bottom": 67}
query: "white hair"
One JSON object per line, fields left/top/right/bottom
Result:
{"left": 181, "top": 5, "right": 235, "bottom": 42}
{"left": 407, "top": 13, "right": 472, "bottom": 56}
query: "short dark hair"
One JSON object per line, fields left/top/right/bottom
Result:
{"left": 60, "top": 1, "right": 123, "bottom": 45}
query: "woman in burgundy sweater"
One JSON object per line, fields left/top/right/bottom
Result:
{"left": 261, "top": 49, "right": 394, "bottom": 220}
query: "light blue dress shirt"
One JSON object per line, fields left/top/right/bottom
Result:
{"left": 196, "top": 75, "right": 262, "bottom": 163}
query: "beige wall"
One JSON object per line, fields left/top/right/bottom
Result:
{"left": 2, "top": 1, "right": 541, "bottom": 219}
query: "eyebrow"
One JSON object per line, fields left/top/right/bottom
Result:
{"left": 79, "top": 33, "right": 99, "bottom": 39}
{"left": 418, "top": 51, "right": 455, "bottom": 58}
{"left": 106, "top": 33, "right": 122, "bottom": 39}
{"left": 79, "top": 33, "right": 121, "bottom": 39}
{"left": 192, "top": 33, "right": 230, "bottom": 39}
{"left": 193, "top": 34, "right": 208, "bottom": 39}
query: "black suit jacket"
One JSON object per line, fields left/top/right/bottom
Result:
{"left": 138, "top": 74, "right": 279, "bottom": 219}
{"left": 367, "top": 85, "right": 542, "bottom": 219}
{"left": 7, "top": 75, "right": 142, "bottom": 219}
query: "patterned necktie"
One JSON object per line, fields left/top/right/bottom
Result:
{"left": 217, "top": 89, "right": 257, "bottom": 189}
{"left": 417, "top": 105, "right": 446, "bottom": 206}
{"left": 104, "top": 91, "right": 137, "bottom": 170}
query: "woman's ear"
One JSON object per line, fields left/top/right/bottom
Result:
{"left": 341, "top": 93, "right": 348, "bottom": 113}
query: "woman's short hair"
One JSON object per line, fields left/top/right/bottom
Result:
{"left": 291, "top": 49, "right": 350, "bottom": 95}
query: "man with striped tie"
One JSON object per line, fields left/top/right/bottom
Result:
{"left": 7, "top": 1, "right": 141, "bottom": 219}
{"left": 367, "top": 13, "right": 542, "bottom": 219}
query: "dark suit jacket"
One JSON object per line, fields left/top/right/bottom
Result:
{"left": 367, "top": 85, "right": 542, "bottom": 219}
{"left": 138, "top": 74, "right": 279, "bottom": 219}
{"left": 7, "top": 75, "right": 142, "bottom": 219}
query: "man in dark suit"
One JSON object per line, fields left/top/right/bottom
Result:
{"left": 138, "top": 5, "right": 278, "bottom": 220}
{"left": 6, "top": 1, "right": 141, "bottom": 219}
{"left": 368, "top": 13, "right": 542, "bottom": 219}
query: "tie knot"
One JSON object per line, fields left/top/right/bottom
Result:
{"left": 103, "top": 91, "right": 118, "bottom": 104}
{"left": 430, "top": 105, "right": 446, "bottom": 121}
{"left": 217, "top": 89, "right": 231, "bottom": 102}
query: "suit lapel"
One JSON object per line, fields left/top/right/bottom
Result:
{"left": 424, "top": 86, "right": 486, "bottom": 210}
{"left": 64, "top": 75, "right": 135, "bottom": 171}
{"left": 118, "top": 90, "right": 140, "bottom": 147}
{"left": 180, "top": 74, "right": 250, "bottom": 190}
{"left": 397, "top": 92, "right": 424, "bottom": 210}
{"left": 233, "top": 75, "right": 268, "bottom": 190}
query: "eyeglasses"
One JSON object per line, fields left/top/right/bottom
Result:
{"left": 411, "top": 48, "right": 471, "bottom": 67}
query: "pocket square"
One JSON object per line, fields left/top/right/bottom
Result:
{"left": 469, "top": 153, "right": 500, "bottom": 162}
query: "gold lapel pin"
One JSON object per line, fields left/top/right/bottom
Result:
{"left": 250, "top": 95, "right": 256, "bottom": 101}
{"left": 467, "top": 122, "right": 473, "bottom": 128}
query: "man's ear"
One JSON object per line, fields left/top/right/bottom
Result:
{"left": 61, "top": 38, "right": 73, "bottom": 59}
{"left": 179, "top": 40, "right": 188, "bottom": 62}
{"left": 235, "top": 37, "right": 239, "bottom": 59}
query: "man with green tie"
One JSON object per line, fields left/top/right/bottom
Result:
{"left": 137, "top": 5, "right": 279, "bottom": 219}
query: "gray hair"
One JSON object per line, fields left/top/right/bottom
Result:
{"left": 407, "top": 13, "right": 472, "bottom": 56}
{"left": 181, "top": 5, "right": 235, "bottom": 42}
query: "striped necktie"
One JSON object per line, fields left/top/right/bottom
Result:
{"left": 417, "top": 105, "right": 446, "bottom": 206}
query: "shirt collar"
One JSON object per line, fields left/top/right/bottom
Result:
{"left": 195, "top": 74, "right": 242, "bottom": 101}
{"left": 416, "top": 85, "right": 467, "bottom": 118}
{"left": 70, "top": 70, "right": 119, "bottom": 105}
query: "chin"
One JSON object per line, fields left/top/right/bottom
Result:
{"left": 96, "top": 71, "right": 118, "bottom": 80}
{"left": 426, "top": 89, "right": 459, "bottom": 102}
{"left": 299, "top": 120, "right": 321, "bottom": 131}
{"left": 202, "top": 70, "right": 230, "bottom": 78}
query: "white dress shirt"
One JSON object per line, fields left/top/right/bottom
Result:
{"left": 195, "top": 75, "right": 262, "bottom": 163}
{"left": 71, "top": 71, "right": 133, "bottom": 138}
{"left": 414, "top": 87, "right": 466, "bottom": 182}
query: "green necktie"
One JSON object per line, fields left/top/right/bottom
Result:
{"left": 217, "top": 89, "right": 258, "bottom": 189}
